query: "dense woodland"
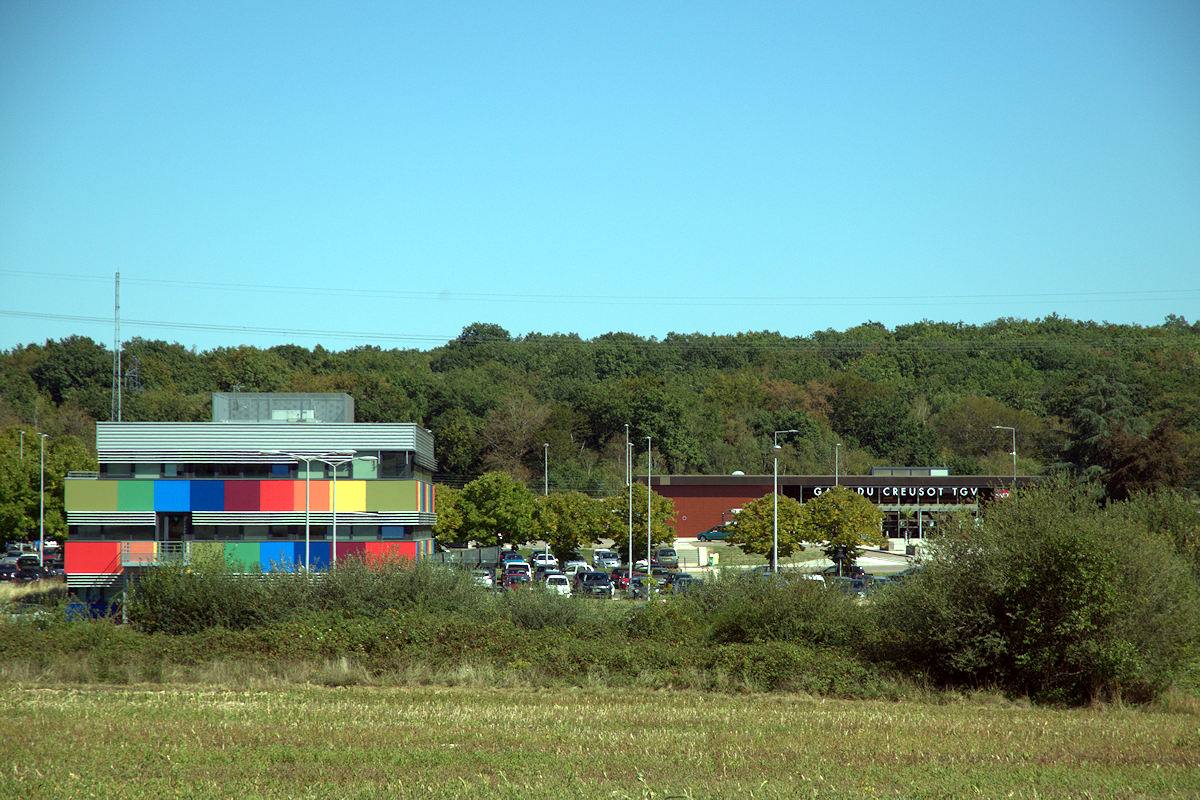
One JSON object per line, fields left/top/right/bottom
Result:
{"left": 2, "top": 316, "right": 1198, "bottom": 542}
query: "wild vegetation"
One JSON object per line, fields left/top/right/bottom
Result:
{"left": 3, "top": 482, "right": 1197, "bottom": 709}
{"left": 2, "top": 317, "right": 1198, "bottom": 544}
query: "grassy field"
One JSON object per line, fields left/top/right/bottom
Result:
{"left": 2, "top": 682, "right": 1197, "bottom": 799}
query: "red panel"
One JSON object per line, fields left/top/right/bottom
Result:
{"left": 65, "top": 542, "right": 123, "bottom": 575}
{"left": 335, "top": 541, "right": 367, "bottom": 563}
{"left": 259, "top": 481, "right": 296, "bottom": 512}
{"left": 655, "top": 482, "right": 773, "bottom": 538}
{"left": 225, "top": 481, "right": 261, "bottom": 511}
{"left": 364, "top": 541, "right": 416, "bottom": 566}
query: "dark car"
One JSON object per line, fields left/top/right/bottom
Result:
{"left": 501, "top": 573, "right": 532, "bottom": 591}
{"left": 0, "top": 564, "right": 17, "bottom": 582}
{"left": 609, "top": 568, "right": 631, "bottom": 590}
{"left": 573, "top": 571, "right": 614, "bottom": 598}
{"left": 821, "top": 564, "right": 868, "bottom": 579}
{"left": 670, "top": 575, "right": 703, "bottom": 594}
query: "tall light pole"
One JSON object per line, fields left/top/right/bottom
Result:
{"left": 773, "top": 429, "right": 799, "bottom": 573}
{"left": 543, "top": 443, "right": 549, "bottom": 496}
{"left": 834, "top": 443, "right": 841, "bottom": 487}
{"left": 38, "top": 433, "right": 48, "bottom": 566}
{"left": 18, "top": 430, "right": 25, "bottom": 460}
{"left": 645, "top": 436, "right": 652, "bottom": 572}
{"left": 625, "top": 423, "right": 633, "bottom": 585}
{"left": 991, "top": 426, "right": 1017, "bottom": 504}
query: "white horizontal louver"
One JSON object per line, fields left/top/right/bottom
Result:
{"left": 96, "top": 423, "right": 437, "bottom": 471}
{"left": 67, "top": 512, "right": 156, "bottom": 525}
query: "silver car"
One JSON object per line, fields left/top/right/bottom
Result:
{"left": 592, "top": 549, "right": 621, "bottom": 569}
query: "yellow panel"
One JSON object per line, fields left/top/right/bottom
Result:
{"left": 333, "top": 480, "right": 366, "bottom": 512}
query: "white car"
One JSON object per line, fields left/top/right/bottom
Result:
{"left": 544, "top": 573, "right": 571, "bottom": 596}
{"left": 562, "top": 561, "right": 590, "bottom": 577}
{"left": 472, "top": 569, "right": 494, "bottom": 587}
{"left": 592, "top": 549, "right": 621, "bottom": 569}
{"left": 529, "top": 550, "right": 559, "bottom": 570}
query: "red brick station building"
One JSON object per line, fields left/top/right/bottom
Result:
{"left": 645, "top": 467, "right": 1038, "bottom": 544}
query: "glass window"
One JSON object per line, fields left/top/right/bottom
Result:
{"left": 162, "top": 463, "right": 179, "bottom": 477}
{"left": 192, "top": 526, "right": 216, "bottom": 540}
{"left": 102, "top": 463, "right": 133, "bottom": 478}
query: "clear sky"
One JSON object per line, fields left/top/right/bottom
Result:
{"left": 2, "top": 1, "right": 1198, "bottom": 352}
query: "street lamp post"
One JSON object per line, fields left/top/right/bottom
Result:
{"left": 38, "top": 433, "right": 48, "bottom": 566}
{"left": 991, "top": 426, "right": 1017, "bottom": 503}
{"left": 834, "top": 443, "right": 841, "bottom": 487}
{"left": 18, "top": 430, "right": 25, "bottom": 460}
{"left": 543, "top": 443, "right": 549, "bottom": 496}
{"left": 645, "top": 436, "right": 652, "bottom": 573}
{"left": 625, "top": 423, "right": 633, "bottom": 586}
{"left": 773, "top": 429, "right": 799, "bottom": 573}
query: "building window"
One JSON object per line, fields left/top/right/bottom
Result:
{"left": 379, "top": 451, "right": 411, "bottom": 478}
{"left": 102, "top": 463, "right": 133, "bottom": 478}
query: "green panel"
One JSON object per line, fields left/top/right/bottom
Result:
{"left": 65, "top": 479, "right": 119, "bottom": 512}
{"left": 365, "top": 480, "right": 415, "bottom": 512}
{"left": 226, "top": 543, "right": 262, "bottom": 572}
{"left": 118, "top": 480, "right": 156, "bottom": 511}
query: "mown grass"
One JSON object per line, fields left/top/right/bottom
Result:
{"left": 1, "top": 683, "right": 1197, "bottom": 799}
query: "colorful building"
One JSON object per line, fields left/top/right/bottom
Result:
{"left": 64, "top": 393, "right": 437, "bottom": 604}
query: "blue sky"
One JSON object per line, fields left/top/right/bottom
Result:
{"left": 2, "top": 1, "right": 1198, "bottom": 352}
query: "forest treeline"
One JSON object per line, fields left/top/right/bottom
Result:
{"left": 2, "top": 315, "right": 1198, "bottom": 541}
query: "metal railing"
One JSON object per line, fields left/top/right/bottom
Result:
{"left": 120, "top": 541, "right": 189, "bottom": 567}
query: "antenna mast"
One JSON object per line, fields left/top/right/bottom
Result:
{"left": 111, "top": 271, "right": 121, "bottom": 421}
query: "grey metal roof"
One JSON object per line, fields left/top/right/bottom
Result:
{"left": 96, "top": 422, "right": 437, "bottom": 470}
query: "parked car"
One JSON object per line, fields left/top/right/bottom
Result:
{"left": 503, "top": 562, "right": 532, "bottom": 580}
{"left": 562, "top": 560, "right": 590, "bottom": 577}
{"left": 573, "top": 571, "right": 614, "bottom": 598}
{"left": 0, "top": 564, "right": 17, "bottom": 582}
{"left": 472, "top": 569, "right": 494, "bottom": 588}
{"left": 696, "top": 525, "right": 731, "bottom": 542}
{"left": 502, "top": 573, "right": 532, "bottom": 591}
{"left": 499, "top": 551, "right": 526, "bottom": 568}
{"left": 821, "top": 564, "right": 868, "bottom": 579}
{"left": 544, "top": 573, "right": 571, "bottom": 596}
{"left": 651, "top": 547, "right": 679, "bottom": 569}
{"left": 609, "top": 568, "right": 632, "bottom": 590}
{"left": 592, "top": 549, "right": 621, "bottom": 569}
{"left": 670, "top": 575, "right": 703, "bottom": 594}
{"left": 626, "top": 576, "right": 663, "bottom": 600}
{"left": 529, "top": 550, "right": 559, "bottom": 570}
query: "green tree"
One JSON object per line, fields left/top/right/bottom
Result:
{"left": 799, "top": 487, "right": 886, "bottom": 566}
{"left": 535, "top": 491, "right": 602, "bottom": 562}
{"left": 725, "top": 492, "right": 807, "bottom": 563}
{"left": 460, "top": 471, "right": 537, "bottom": 547}
{"left": 431, "top": 484, "right": 467, "bottom": 546}
{"left": 596, "top": 482, "right": 675, "bottom": 562}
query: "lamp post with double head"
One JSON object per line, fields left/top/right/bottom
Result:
{"left": 262, "top": 450, "right": 375, "bottom": 571}
{"left": 773, "top": 429, "right": 799, "bottom": 573}
{"left": 991, "top": 426, "right": 1017, "bottom": 504}
{"left": 38, "top": 433, "right": 48, "bottom": 566}
{"left": 645, "top": 436, "right": 653, "bottom": 573}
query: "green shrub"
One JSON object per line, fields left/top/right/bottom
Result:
{"left": 873, "top": 479, "right": 1200, "bottom": 704}
{"left": 698, "top": 571, "right": 870, "bottom": 647}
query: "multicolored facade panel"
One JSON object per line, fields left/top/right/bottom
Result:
{"left": 67, "top": 479, "right": 436, "bottom": 513}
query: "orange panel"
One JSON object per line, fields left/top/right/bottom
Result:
{"left": 307, "top": 480, "right": 331, "bottom": 512}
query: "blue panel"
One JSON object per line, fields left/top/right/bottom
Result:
{"left": 381, "top": 526, "right": 408, "bottom": 540}
{"left": 190, "top": 481, "right": 225, "bottom": 511}
{"left": 154, "top": 481, "right": 191, "bottom": 512}
{"left": 307, "top": 542, "right": 331, "bottom": 572}
{"left": 259, "top": 542, "right": 295, "bottom": 572}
